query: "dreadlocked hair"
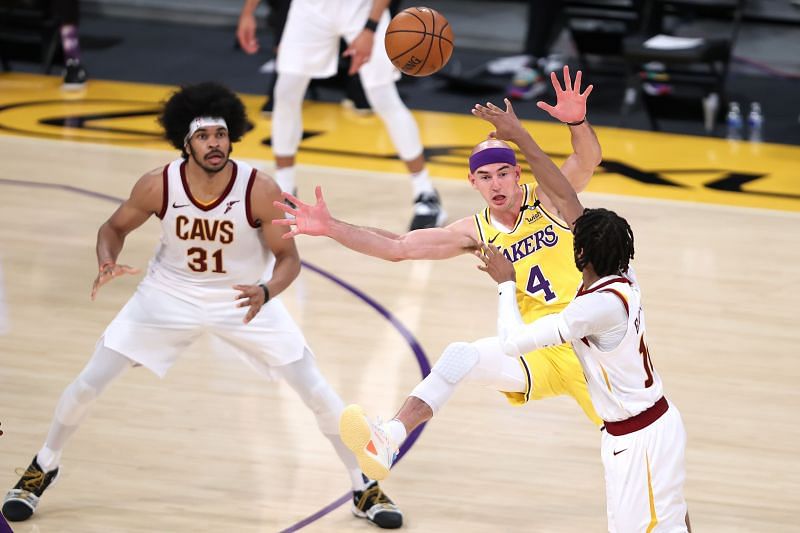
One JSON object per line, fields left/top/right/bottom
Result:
{"left": 573, "top": 208, "right": 635, "bottom": 277}
{"left": 159, "top": 82, "right": 250, "bottom": 158}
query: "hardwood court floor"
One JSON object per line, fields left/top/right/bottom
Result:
{"left": 1, "top": 133, "right": 798, "bottom": 532}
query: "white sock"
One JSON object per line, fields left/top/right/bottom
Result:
{"left": 275, "top": 167, "right": 296, "bottom": 194}
{"left": 36, "top": 446, "right": 61, "bottom": 473}
{"left": 384, "top": 419, "right": 407, "bottom": 450}
{"left": 410, "top": 169, "right": 435, "bottom": 197}
{"left": 325, "top": 432, "right": 368, "bottom": 491}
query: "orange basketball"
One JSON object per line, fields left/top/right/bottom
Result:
{"left": 384, "top": 7, "right": 454, "bottom": 77}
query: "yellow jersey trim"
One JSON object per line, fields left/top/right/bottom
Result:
{"left": 600, "top": 364, "right": 613, "bottom": 393}
{"left": 531, "top": 186, "right": 571, "bottom": 231}
{"left": 519, "top": 356, "right": 533, "bottom": 402}
{"left": 646, "top": 453, "right": 659, "bottom": 532}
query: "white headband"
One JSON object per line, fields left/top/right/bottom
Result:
{"left": 184, "top": 116, "right": 228, "bottom": 144}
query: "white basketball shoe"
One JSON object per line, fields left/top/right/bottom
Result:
{"left": 339, "top": 405, "right": 398, "bottom": 481}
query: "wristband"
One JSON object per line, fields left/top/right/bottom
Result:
{"left": 565, "top": 117, "right": 586, "bottom": 127}
{"left": 364, "top": 18, "right": 379, "bottom": 32}
{"left": 260, "top": 283, "right": 270, "bottom": 304}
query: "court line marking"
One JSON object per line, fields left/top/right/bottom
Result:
{"left": 1, "top": 132, "right": 796, "bottom": 216}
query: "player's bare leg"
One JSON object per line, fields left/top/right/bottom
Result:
{"left": 340, "top": 340, "right": 525, "bottom": 480}
{"left": 393, "top": 396, "right": 433, "bottom": 434}
{"left": 275, "top": 155, "right": 295, "bottom": 168}
{"left": 404, "top": 152, "right": 445, "bottom": 230}
{"left": 404, "top": 153, "right": 424, "bottom": 174}
{"left": 274, "top": 155, "right": 297, "bottom": 199}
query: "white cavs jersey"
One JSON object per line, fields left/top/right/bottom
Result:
{"left": 568, "top": 269, "right": 664, "bottom": 423}
{"left": 144, "top": 158, "right": 269, "bottom": 300}
{"left": 567, "top": 270, "right": 687, "bottom": 532}
{"left": 102, "top": 157, "right": 308, "bottom": 379}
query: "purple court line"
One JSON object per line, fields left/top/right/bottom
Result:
{"left": 0, "top": 177, "right": 432, "bottom": 532}
{"left": 0, "top": 511, "right": 12, "bottom": 533}
{"left": 0, "top": 178, "right": 123, "bottom": 204}
{"left": 284, "top": 263, "right": 432, "bottom": 533}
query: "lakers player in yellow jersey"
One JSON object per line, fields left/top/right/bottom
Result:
{"left": 472, "top": 177, "right": 595, "bottom": 419}
{"left": 274, "top": 67, "right": 602, "bottom": 479}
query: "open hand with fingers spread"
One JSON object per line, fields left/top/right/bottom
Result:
{"left": 471, "top": 98, "right": 527, "bottom": 143}
{"left": 272, "top": 186, "right": 334, "bottom": 239}
{"left": 536, "top": 65, "right": 593, "bottom": 125}
{"left": 474, "top": 243, "right": 516, "bottom": 284}
{"left": 234, "top": 283, "right": 269, "bottom": 324}
{"left": 91, "top": 262, "right": 140, "bottom": 300}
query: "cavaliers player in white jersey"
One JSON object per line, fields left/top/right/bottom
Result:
{"left": 473, "top": 100, "right": 691, "bottom": 532}
{"left": 1, "top": 83, "right": 402, "bottom": 529}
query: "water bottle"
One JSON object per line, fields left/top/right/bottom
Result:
{"left": 747, "top": 102, "right": 764, "bottom": 142}
{"left": 702, "top": 93, "right": 719, "bottom": 133}
{"left": 725, "top": 102, "right": 742, "bottom": 140}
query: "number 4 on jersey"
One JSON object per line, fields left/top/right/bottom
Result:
{"left": 525, "top": 265, "right": 556, "bottom": 302}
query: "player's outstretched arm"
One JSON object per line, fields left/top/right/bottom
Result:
{"left": 472, "top": 99, "right": 584, "bottom": 228}
{"left": 91, "top": 171, "right": 161, "bottom": 299}
{"left": 272, "top": 186, "right": 478, "bottom": 261}
{"left": 537, "top": 66, "right": 601, "bottom": 192}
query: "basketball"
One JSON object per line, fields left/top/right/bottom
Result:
{"left": 384, "top": 7, "right": 454, "bottom": 77}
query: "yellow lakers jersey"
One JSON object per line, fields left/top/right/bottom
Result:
{"left": 474, "top": 183, "right": 581, "bottom": 322}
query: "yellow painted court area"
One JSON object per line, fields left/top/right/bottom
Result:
{"left": 2, "top": 72, "right": 798, "bottom": 212}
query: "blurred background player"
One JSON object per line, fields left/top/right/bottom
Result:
{"left": 53, "top": 0, "right": 88, "bottom": 89}
{"left": 237, "top": 0, "right": 445, "bottom": 230}
{"left": 252, "top": 0, "right": 374, "bottom": 117}
{"left": 485, "top": 0, "right": 565, "bottom": 101}
{"left": 1, "top": 82, "right": 402, "bottom": 529}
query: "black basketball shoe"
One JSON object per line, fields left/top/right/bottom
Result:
{"left": 352, "top": 480, "right": 403, "bottom": 529}
{"left": 409, "top": 190, "right": 446, "bottom": 230}
{"left": 63, "top": 59, "right": 88, "bottom": 90}
{"left": 2, "top": 456, "right": 60, "bottom": 522}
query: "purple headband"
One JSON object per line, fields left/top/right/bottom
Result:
{"left": 469, "top": 147, "right": 517, "bottom": 173}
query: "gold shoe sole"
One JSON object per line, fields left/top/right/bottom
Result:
{"left": 339, "top": 404, "right": 390, "bottom": 481}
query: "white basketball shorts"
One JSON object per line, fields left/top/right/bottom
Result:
{"left": 276, "top": 0, "right": 400, "bottom": 89}
{"left": 601, "top": 401, "right": 688, "bottom": 532}
{"left": 101, "top": 280, "right": 308, "bottom": 379}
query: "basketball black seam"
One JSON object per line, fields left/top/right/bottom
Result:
{"left": 413, "top": 9, "right": 436, "bottom": 75}
{"left": 385, "top": 29, "right": 454, "bottom": 47}
{"left": 388, "top": 29, "right": 429, "bottom": 63}
{"left": 405, "top": 9, "right": 426, "bottom": 27}
{"left": 386, "top": 10, "right": 429, "bottom": 63}
{"left": 437, "top": 22, "right": 451, "bottom": 65}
